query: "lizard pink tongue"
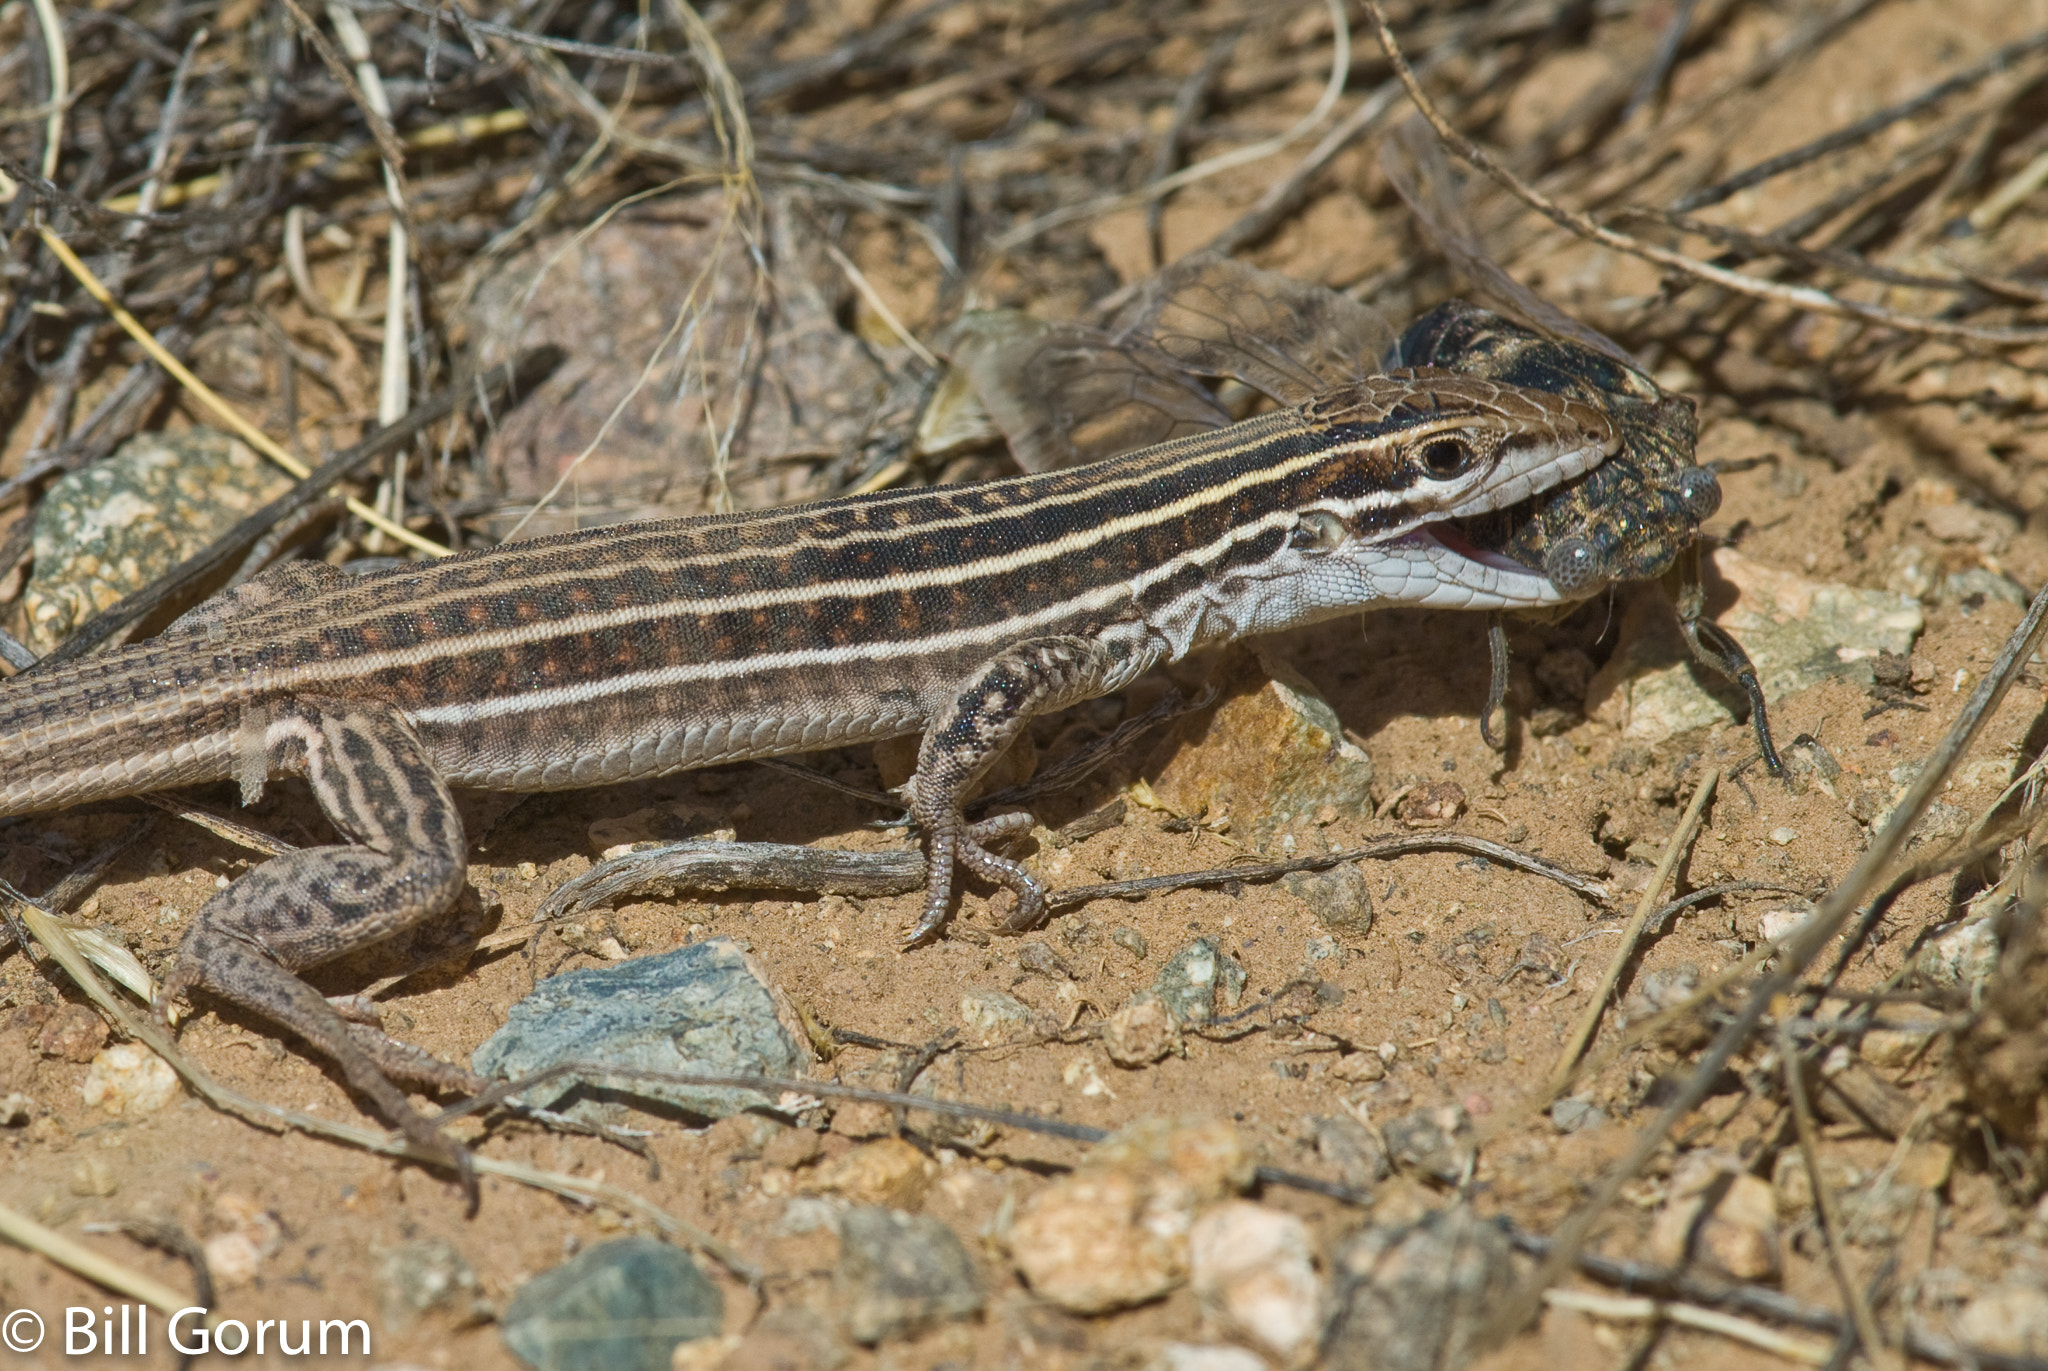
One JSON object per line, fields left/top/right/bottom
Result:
{"left": 1428, "top": 520, "right": 1543, "bottom": 576}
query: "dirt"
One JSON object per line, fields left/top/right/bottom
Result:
{"left": 6, "top": 0, "right": 2048, "bottom": 1368}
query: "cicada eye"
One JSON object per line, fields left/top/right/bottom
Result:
{"left": 1415, "top": 434, "right": 1478, "bottom": 479}
{"left": 1544, "top": 537, "right": 1605, "bottom": 594}
{"left": 1671, "top": 466, "right": 1722, "bottom": 521}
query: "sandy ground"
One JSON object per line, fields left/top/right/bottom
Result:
{"left": 6, "top": 0, "right": 2048, "bottom": 1368}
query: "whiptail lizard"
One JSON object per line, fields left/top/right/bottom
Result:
{"left": 0, "top": 371, "right": 1616, "bottom": 1198}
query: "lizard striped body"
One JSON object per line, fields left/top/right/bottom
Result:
{"left": 0, "top": 371, "right": 1616, "bottom": 1198}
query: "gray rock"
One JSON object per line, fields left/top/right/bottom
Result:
{"left": 1382, "top": 1104, "right": 1475, "bottom": 1186}
{"left": 1957, "top": 1282, "right": 2048, "bottom": 1357}
{"left": 1322, "top": 1207, "right": 1522, "bottom": 1371}
{"left": 501, "top": 1236, "right": 722, "bottom": 1371}
{"left": 1313, "top": 1115, "right": 1390, "bottom": 1190}
{"left": 958, "top": 986, "right": 1033, "bottom": 1042}
{"left": 375, "top": 1238, "right": 482, "bottom": 1332}
{"left": 1154, "top": 939, "right": 1248, "bottom": 1027}
{"left": 473, "top": 937, "right": 806, "bottom": 1126}
{"left": 1919, "top": 917, "right": 2001, "bottom": 991}
{"left": 1549, "top": 1096, "right": 1608, "bottom": 1133}
{"left": 1586, "top": 550, "right": 1922, "bottom": 751}
{"left": 26, "top": 428, "right": 293, "bottom": 651}
{"left": 1941, "top": 568, "right": 2032, "bottom": 609}
{"left": 834, "top": 1206, "right": 984, "bottom": 1345}
{"left": 1282, "top": 863, "right": 1374, "bottom": 937}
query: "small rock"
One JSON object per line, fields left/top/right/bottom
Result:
{"left": 1188, "top": 1202, "right": 1323, "bottom": 1359}
{"left": 585, "top": 802, "right": 733, "bottom": 854}
{"left": 1331, "top": 1052, "right": 1386, "bottom": 1084}
{"left": 375, "top": 1238, "right": 482, "bottom": 1331}
{"left": 1646, "top": 1152, "right": 1780, "bottom": 1281}
{"left": 0, "top": 1093, "right": 31, "bottom": 1126}
{"left": 1382, "top": 1104, "right": 1475, "bottom": 1186}
{"left": 1940, "top": 567, "right": 2031, "bottom": 608}
{"left": 81, "top": 1044, "right": 180, "bottom": 1117}
{"left": 1770, "top": 1148, "right": 1859, "bottom": 1215}
{"left": 1281, "top": 863, "right": 1374, "bottom": 937}
{"left": 1919, "top": 918, "right": 2000, "bottom": 990}
{"left": 1148, "top": 1345, "right": 1270, "bottom": 1371}
{"left": 1313, "top": 1115, "right": 1389, "bottom": 1189}
{"left": 1956, "top": 1283, "right": 2048, "bottom": 1357}
{"left": 554, "top": 911, "right": 629, "bottom": 961}
{"left": 1012, "top": 1167, "right": 1184, "bottom": 1313}
{"left": 1837, "top": 1175, "right": 1925, "bottom": 1247}
{"left": 1112, "top": 925, "right": 1150, "bottom": 959}
{"left": 1894, "top": 1140, "right": 1954, "bottom": 1191}
{"left": 1586, "top": 550, "right": 1923, "bottom": 750}
{"left": 500, "top": 1236, "right": 722, "bottom": 1371}
{"left": 1861, "top": 1004, "right": 1946, "bottom": 1069}
{"left": 1549, "top": 1096, "right": 1608, "bottom": 1133}
{"left": 25, "top": 429, "right": 293, "bottom": 651}
{"left": 37, "top": 1004, "right": 109, "bottom": 1063}
{"left": 197, "top": 1193, "right": 283, "bottom": 1292}
{"left": 1148, "top": 645, "right": 1374, "bottom": 843}
{"left": 806, "top": 1137, "right": 935, "bottom": 1211}
{"left": 1910, "top": 801, "right": 1972, "bottom": 844}
{"left": 959, "top": 987, "right": 1033, "bottom": 1042}
{"left": 1017, "top": 940, "right": 1077, "bottom": 981}
{"left": 1754, "top": 903, "right": 1815, "bottom": 945}
{"left": 1153, "top": 939, "right": 1248, "bottom": 1028}
{"left": 1767, "top": 827, "right": 1798, "bottom": 846}
{"left": 1010, "top": 1118, "right": 1253, "bottom": 1313}
{"left": 203, "top": 1232, "right": 265, "bottom": 1289}
{"left": 1395, "top": 781, "right": 1466, "bottom": 826}
{"left": 1105, "top": 993, "right": 1184, "bottom": 1067}
{"left": 718, "top": 1307, "right": 849, "bottom": 1371}
{"left": 1323, "top": 1207, "right": 1522, "bottom": 1371}
{"left": 472, "top": 938, "right": 807, "bottom": 1128}
{"left": 1618, "top": 964, "right": 1702, "bottom": 1029}
{"left": 834, "top": 1206, "right": 984, "bottom": 1345}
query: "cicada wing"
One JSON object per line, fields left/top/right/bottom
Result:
{"left": 1108, "top": 251, "right": 1398, "bottom": 403}
{"left": 931, "top": 310, "right": 1231, "bottom": 473}
{"left": 1379, "top": 118, "right": 1638, "bottom": 369}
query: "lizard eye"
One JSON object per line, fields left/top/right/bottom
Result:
{"left": 1291, "top": 511, "right": 1347, "bottom": 551}
{"left": 1415, "top": 434, "right": 1478, "bottom": 479}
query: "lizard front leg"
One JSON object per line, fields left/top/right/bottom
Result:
{"left": 905, "top": 634, "right": 1146, "bottom": 946}
{"left": 157, "top": 695, "right": 479, "bottom": 1205}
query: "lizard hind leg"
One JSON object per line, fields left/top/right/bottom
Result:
{"left": 904, "top": 635, "right": 1144, "bottom": 946}
{"left": 157, "top": 695, "right": 479, "bottom": 1206}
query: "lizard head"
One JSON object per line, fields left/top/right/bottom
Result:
{"left": 1276, "top": 370, "right": 1624, "bottom": 612}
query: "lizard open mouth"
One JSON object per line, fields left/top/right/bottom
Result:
{"left": 1431, "top": 517, "right": 1542, "bottom": 576}
{"left": 1373, "top": 516, "right": 1568, "bottom": 610}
